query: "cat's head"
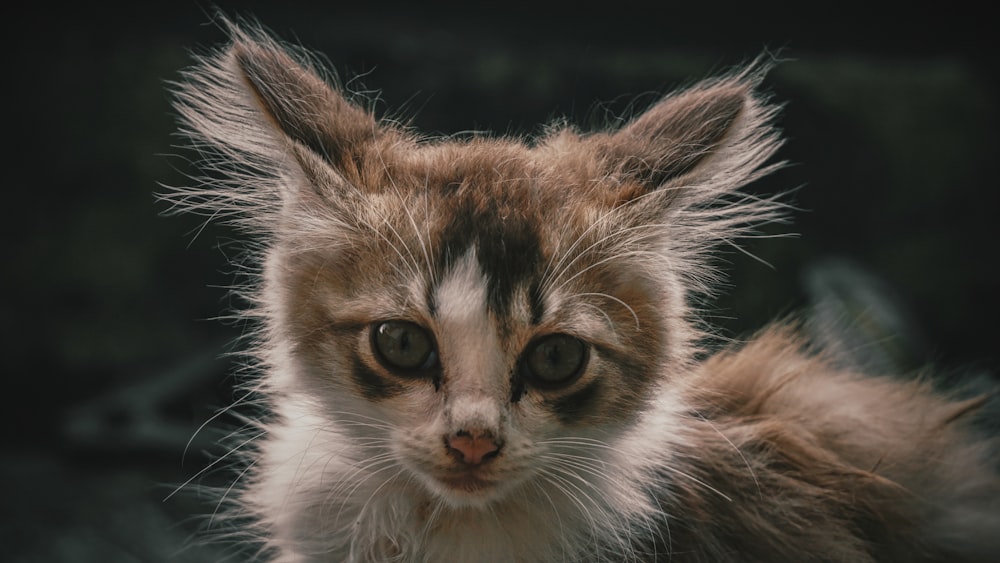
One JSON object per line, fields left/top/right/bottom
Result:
{"left": 171, "top": 22, "right": 783, "bottom": 508}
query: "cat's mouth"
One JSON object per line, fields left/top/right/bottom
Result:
{"left": 436, "top": 473, "right": 495, "bottom": 493}
{"left": 422, "top": 467, "right": 510, "bottom": 506}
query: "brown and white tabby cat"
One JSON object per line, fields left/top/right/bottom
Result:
{"left": 167, "top": 18, "right": 1000, "bottom": 563}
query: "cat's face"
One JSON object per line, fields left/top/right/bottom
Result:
{"left": 172, "top": 29, "right": 780, "bottom": 508}
{"left": 276, "top": 144, "right": 672, "bottom": 506}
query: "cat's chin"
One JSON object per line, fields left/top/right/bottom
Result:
{"left": 420, "top": 472, "right": 510, "bottom": 508}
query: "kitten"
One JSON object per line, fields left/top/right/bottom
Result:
{"left": 167, "top": 19, "right": 1000, "bottom": 563}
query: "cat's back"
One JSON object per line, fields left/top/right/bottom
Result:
{"left": 649, "top": 324, "right": 1000, "bottom": 562}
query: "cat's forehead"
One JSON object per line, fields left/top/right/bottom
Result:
{"left": 409, "top": 138, "right": 592, "bottom": 204}
{"left": 416, "top": 146, "right": 550, "bottom": 320}
{"left": 332, "top": 139, "right": 635, "bottom": 328}
{"left": 430, "top": 202, "right": 545, "bottom": 322}
{"left": 363, "top": 141, "right": 620, "bottom": 320}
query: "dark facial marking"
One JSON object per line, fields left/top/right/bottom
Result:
{"left": 435, "top": 199, "right": 543, "bottom": 319}
{"left": 426, "top": 287, "right": 438, "bottom": 318}
{"left": 510, "top": 369, "right": 526, "bottom": 403}
{"left": 349, "top": 351, "right": 405, "bottom": 401}
{"left": 528, "top": 279, "right": 546, "bottom": 325}
{"left": 547, "top": 379, "right": 603, "bottom": 425}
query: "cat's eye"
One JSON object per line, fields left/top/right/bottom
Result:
{"left": 522, "top": 334, "right": 589, "bottom": 387}
{"left": 371, "top": 321, "right": 439, "bottom": 373}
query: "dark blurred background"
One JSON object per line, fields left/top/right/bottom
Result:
{"left": 5, "top": 2, "right": 997, "bottom": 561}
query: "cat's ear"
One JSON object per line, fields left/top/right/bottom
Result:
{"left": 575, "top": 61, "right": 786, "bottom": 283}
{"left": 229, "top": 35, "right": 380, "bottom": 189}
{"left": 597, "top": 62, "right": 782, "bottom": 197}
{"left": 167, "top": 19, "right": 391, "bottom": 231}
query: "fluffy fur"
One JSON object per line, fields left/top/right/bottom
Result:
{"left": 165, "top": 18, "right": 1000, "bottom": 562}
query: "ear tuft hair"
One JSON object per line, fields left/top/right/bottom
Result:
{"left": 161, "top": 15, "right": 386, "bottom": 234}
{"left": 599, "top": 58, "right": 783, "bottom": 194}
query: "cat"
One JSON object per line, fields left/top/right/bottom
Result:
{"left": 166, "top": 17, "right": 1000, "bottom": 563}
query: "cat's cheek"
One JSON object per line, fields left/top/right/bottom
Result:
{"left": 348, "top": 372, "right": 443, "bottom": 428}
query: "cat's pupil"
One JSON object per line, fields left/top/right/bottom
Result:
{"left": 372, "top": 321, "right": 436, "bottom": 372}
{"left": 525, "top": 334, "right": 588, "bottom": 386}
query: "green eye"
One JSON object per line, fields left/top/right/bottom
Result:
{"left": 371, "top": 321, "right": 438, "bottom": 373}
{"left": 523, "top": 334, "right": 588, "bottom": 387}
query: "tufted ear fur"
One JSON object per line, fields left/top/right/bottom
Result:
{"left": 165, "top": 18, "right": 411, "bottom": 236}
{"left": 540, "top": 62, "right": 788, "bottom": 297}
{"left": 594, "top": 62, "right": 783, "bottom": 204}
{"left": 230, "top": 37, "right": 385, "bottom": 188}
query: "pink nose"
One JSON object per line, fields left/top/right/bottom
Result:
{"left": 446, "top": 429, "right": 501, "bottom": 465}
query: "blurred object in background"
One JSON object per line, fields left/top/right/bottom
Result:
{"left": 803, "top": 256, "right": 929, "bottom": 374}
